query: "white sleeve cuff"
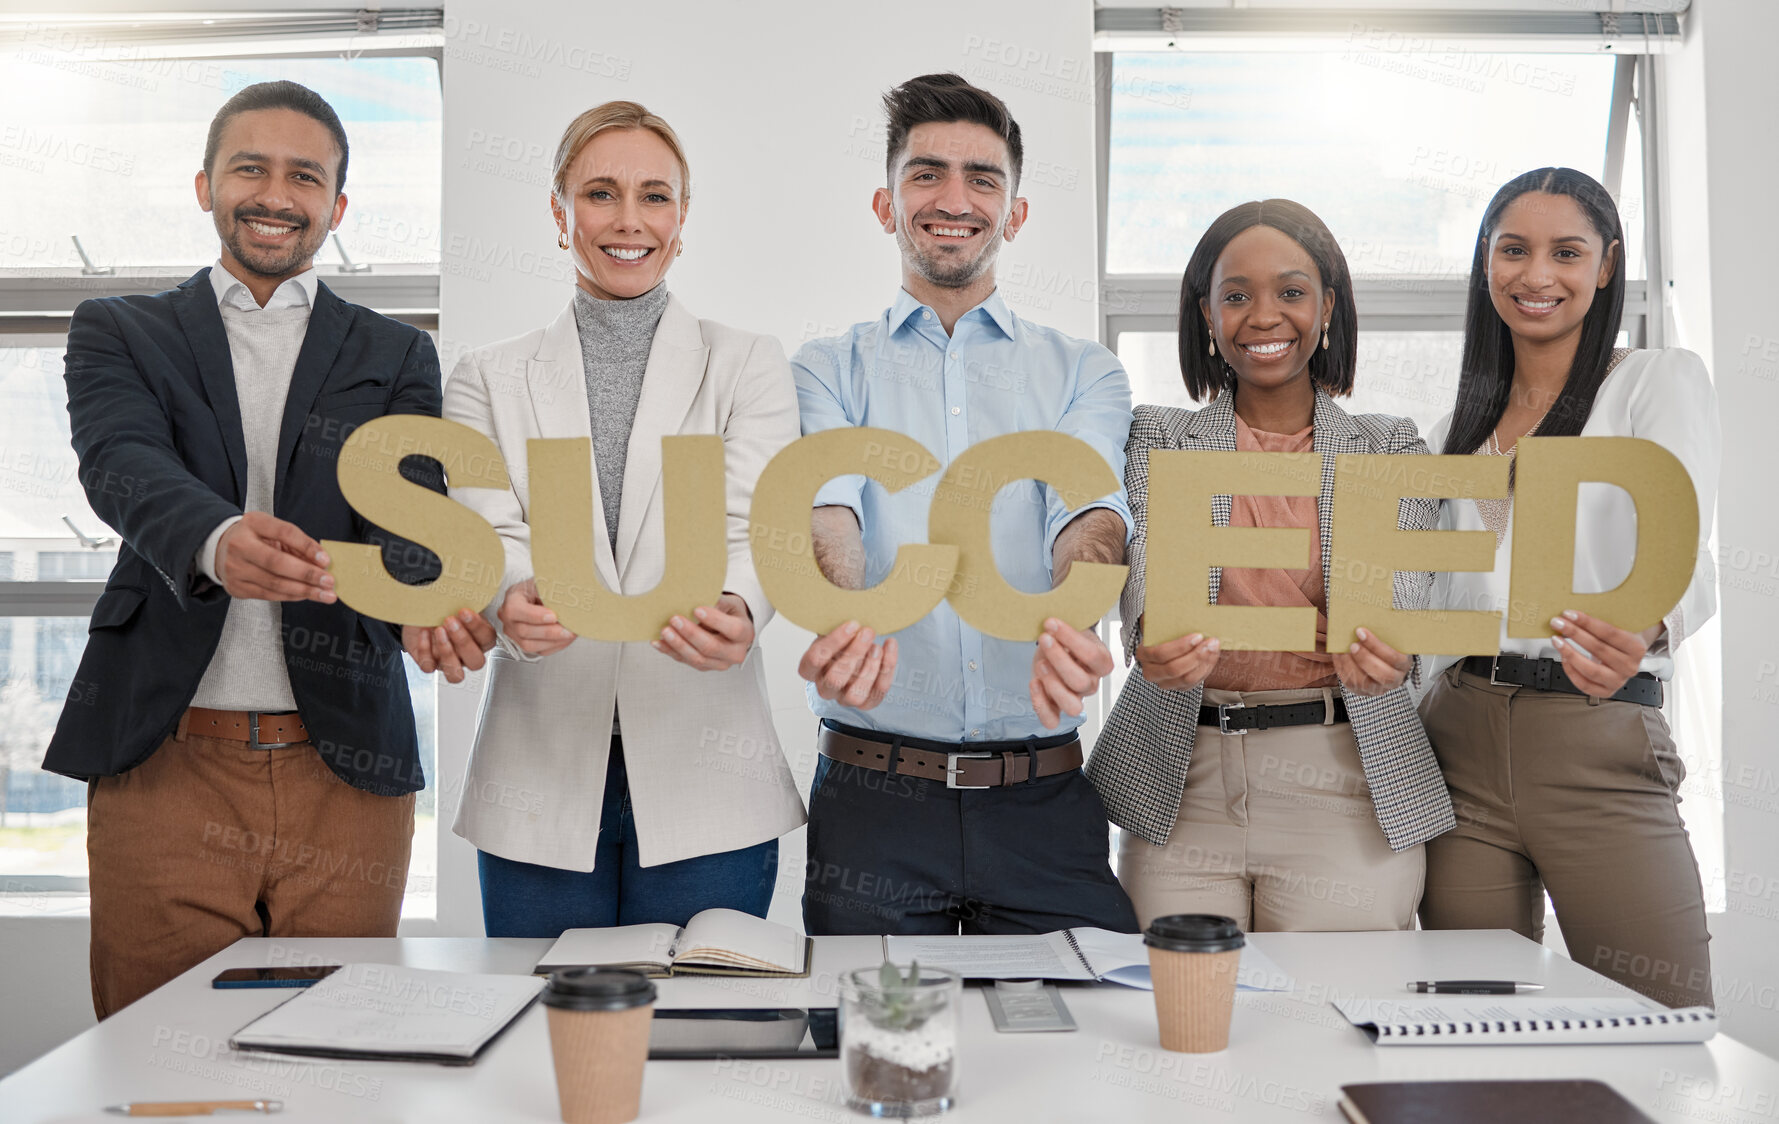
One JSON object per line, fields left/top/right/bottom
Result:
{"left": 196, "top": 515, "right": 243, "bottom": 586}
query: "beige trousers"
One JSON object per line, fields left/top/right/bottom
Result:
{"left": 1116, "top": 686, "right": 1426, "bottom": 932}
{"left": 87, "top": 730, "right": 415, "bottom": 1018}
{"left": 1418, "top": 665, "right": 1713, "bottom": 1009}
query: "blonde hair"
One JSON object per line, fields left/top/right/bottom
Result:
{"left": 550, "top": 101, "right": 691, "bottom": 204}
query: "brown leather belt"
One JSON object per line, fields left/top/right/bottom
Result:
{"left": 818, "top": 724, "right": 1082, "bottom": 789}
{"left": 182, "top": 706, "right": 310, "bottom": 749}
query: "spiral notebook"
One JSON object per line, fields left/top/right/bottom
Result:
{"left": 1334, "top": 995, "right": 1717, "bottom": 1046}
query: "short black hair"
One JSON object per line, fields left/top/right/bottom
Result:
{"left": 882, "top": 72, "right": 1023, "bottom": 190}
{"left": 1177, "top": 199, "right": 1358, "bottom": 401}
{"left": 204, "top": 80, "right": 349, "bottom": 194}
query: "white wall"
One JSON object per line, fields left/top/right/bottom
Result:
{"left": 434, "top": 0, "right": 1105, "bottom": 933}
{"left": 1660, "top": 0, "right": 1779, "bottom": 1061}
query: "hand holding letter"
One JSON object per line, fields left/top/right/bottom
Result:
{"left": 1030, "top": 618, "right": 1116, "bottom": 729}
{"left": 797, "top": 621, "right": 898, "bottom": 710}
{"left": 497, "top": 578, "right": 577, "bottom": 657}
{"left": 403, "top": 609, "right": 497, "bottom": 683}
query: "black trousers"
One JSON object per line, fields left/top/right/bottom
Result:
{"left": 802, "top": 723, "right": 1139, "bottom": 936}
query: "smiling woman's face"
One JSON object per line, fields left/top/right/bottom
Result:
{"left": 553, "top": 127, "right": 686, "bottom": 301}
{"left": 1199, "top": 223, "right": 1334, "bottom": 396}
{"left": 1484, "top": 190, "right": 1617, "bottom": 347}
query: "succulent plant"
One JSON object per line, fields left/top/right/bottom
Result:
{"left": 858, "top": 959, "right": 944, "bottom": 1033}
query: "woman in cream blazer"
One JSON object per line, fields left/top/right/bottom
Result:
{"left": 432, "top": 102, "right": 804, "bottom": 937}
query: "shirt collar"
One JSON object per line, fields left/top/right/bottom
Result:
{"left": 886, "top": 287, "right": 1016, "bottom": 341}
{"left": 209, "top": 259, "right": 319, "bottom": 313}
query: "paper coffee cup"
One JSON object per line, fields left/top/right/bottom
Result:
{"left": 1143, "top": 914, "right": 1244, "bottom": 1053}
{"left": 543, "top": 968, "right": 657, "bottom": 1124}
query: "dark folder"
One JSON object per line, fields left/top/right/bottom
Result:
{"left": 1339, "top": 1079, "right": 1656, "bottom": 1124}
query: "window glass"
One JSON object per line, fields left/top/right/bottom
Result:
{"left": 1106, "top": 52, "right": 1633, "bottom": 279}
{"left": 0, "top": 56, "right": 440, "bottom": 269}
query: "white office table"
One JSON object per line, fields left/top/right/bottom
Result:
{"left": 4, "top": 930, "right": 1775, "bottom": 1122}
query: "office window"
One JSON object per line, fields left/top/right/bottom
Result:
{"left": 1105, "top": 52, "right": 1634, "bottom": 279}
{"left": 0, "top": 56, "right": 441, "bottom": 270}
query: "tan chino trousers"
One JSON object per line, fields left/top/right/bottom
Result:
{"left": 86, "top": 725, "right": 414, "bottom": 1017}
{"left": 1418, "top": 665, "right": 1713, "bottom": 1009}
{"left": 1117, "top": 686, "right": 1426, "bottom": 932}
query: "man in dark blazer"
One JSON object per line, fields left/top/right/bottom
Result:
{"left": 44, "top": 81, "right": 484, "bottom": 1017}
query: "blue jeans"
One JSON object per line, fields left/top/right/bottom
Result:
{"left": 477, "top": 737, "right": 779, "bottom": 937}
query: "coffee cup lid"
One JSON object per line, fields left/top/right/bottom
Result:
{"left": 542, "top": 967, "right": 657, "bottom": 1011}
{"left": 1143, "top": 914, "right": 1245, "bottom": 953}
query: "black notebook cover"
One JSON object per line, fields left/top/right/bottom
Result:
{"left": 1339, "top": 1079, "right": 1656, "bottom": 1124}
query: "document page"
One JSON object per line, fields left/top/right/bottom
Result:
{"left": 884, "top": 932, "right": 1093, "bottom": 979}
{"left": 1070, "top": 928, "right": 1296, "bottom": 992}
{"left": 231, "top": 963, "right": 545, "bottom": 1060}
{"left": 535, "top": 923, "right": 681, "bottom": 974}
{"left": 676, "top": 908, "right": 808, "bottom": 973}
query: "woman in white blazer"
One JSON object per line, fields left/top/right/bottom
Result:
{"left": 1418, "top": 167, "right": 1720, "bottom": 1009}
{"left": 412, "top": 102, "right": 805, "bottom": 937}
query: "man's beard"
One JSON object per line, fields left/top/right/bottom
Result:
{"left": 895, "top": 209, "right": 1007, "bottom": 289}
{"left": 215, "top": 202, "right": 325, "bottom": 278}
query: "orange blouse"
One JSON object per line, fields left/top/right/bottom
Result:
{"left": 1202, "top": 415, "right": 1338, "bottom": 691}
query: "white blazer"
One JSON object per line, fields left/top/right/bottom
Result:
{"left": 445, "top": 294, "right": 807, "bottom": 872}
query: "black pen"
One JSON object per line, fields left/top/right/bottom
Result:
{"left": 1408, "top": 980, "right": 1545, "bottom": 995}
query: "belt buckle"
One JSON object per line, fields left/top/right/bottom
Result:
{"left": 248, "top": 712, "right": 302, "bottom": 751}
{"left": 945, "top": 751, "right": 996, "bottom": 790}
{"left": 1488, "top": 655, "right": 1506, "bottom": 687}
{"left": 1217, "top": 703, "right": 1246, "bottom": 735}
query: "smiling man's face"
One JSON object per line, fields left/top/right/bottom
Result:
{"left": 875, "top": 120, "right": 1026, "bottom": 289}
{"left": 196, "top": 107, "right": 345, "bottom": 284}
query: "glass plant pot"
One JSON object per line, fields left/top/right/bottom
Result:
{"left": 839, "top": 964, "right": 961, "bottom": 1117}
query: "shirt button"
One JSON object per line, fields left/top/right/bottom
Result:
{"left": 922, "top": 310, "right": 932, "bottom": 320}
{"left": 949, "top": 351, "right": 958, "bottom": 360}
{"left": 972, "top": 729, "right": 982, "bottom": 738}
{"left": 968, "top": 660, "right": 978, "bottom": 671}
{"left": 951, "top": 406, "right": 961, "bottom": 415}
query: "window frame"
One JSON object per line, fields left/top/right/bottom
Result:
{"left": 1094, "top": 50, "right": 1663, "bottom": 357}
{"left": 0, "top": 28, "right": 444, "bottom": 913}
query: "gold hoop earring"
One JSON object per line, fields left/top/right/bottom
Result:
{"left": 1207, "top": 338, "right": 1216, "bottom": 357}
{"left": 677, "top": 241, "right": 684, "bottom": 258}
{"left": 557, "top": 232, "right": 569, "bottom": 250}
{"left": 1321, "top": 323, "right": 1330, "bottom": 350}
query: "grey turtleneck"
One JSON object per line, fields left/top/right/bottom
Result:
{"left": 573, "top": 282, "right": 670, "bottom": 548}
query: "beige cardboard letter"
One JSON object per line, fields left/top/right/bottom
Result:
{"left": 749, "top": 428, "right": 958, "bottom": 635}
{"left": 325, "top": 415, "right": 508, "bottom": 626}
{"left": 1143, "top": 450, "right": 1320, "bottom": 651}
{"left": 528, "top": 435, "right": 726, "bottom": 642}
{"left": 1326, "top": 454, "right": 1508, "bottom": 655}
{"left": 926, "top": 432, "right": 1127, "bottom": 641}
{"left": 1507, "top": 436, "right": 1699, "bottom": 638}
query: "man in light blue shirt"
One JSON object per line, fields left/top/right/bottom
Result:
{"left": 794, "top": 73, "right": 1139, "bottom": 935}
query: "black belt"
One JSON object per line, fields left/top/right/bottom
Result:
{"left": 1461, "top": 654, "right": 1663, "bottom": 707}
{"left": 1197, "top": 698, "right": 1348, "bottom": 734}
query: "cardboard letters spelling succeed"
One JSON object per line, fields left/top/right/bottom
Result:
{"left": 323, "top": 418, "right": 1699, "bottom": 655}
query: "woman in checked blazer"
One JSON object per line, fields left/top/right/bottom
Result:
{"left": 1086, "top": 200, "right": 1454, "bottom": 932}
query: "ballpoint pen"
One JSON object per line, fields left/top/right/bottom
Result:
{"left": 105, "top": 1100, "right": 283, "bottom": 1117}
{"left": 1408, "top": 980, "right": 1546, "bottom": 995}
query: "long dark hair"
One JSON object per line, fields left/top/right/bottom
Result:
{"left": 1177, "top": 199, "right": 1357, "bottom": 402}
{"left": 1441, "top": 167, "right": 1625, "bottom": 455}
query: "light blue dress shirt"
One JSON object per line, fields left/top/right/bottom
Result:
{"left": 792, "top": 288, "right": 1134, "bottom": 743}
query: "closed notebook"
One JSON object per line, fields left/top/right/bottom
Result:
{"left": 535, "top": 907, "right": 811, "bottom": 978}
{"left": 1339, "top": 1079, "right": 1656, "bottom": 1124}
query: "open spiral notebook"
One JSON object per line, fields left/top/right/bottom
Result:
{"left": 1334, "top": 995, "right": 1717, "bottom": 1046}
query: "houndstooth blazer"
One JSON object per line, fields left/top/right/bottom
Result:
{"left": 1085, "top": 388, "right": 1456, "bottom": 853}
